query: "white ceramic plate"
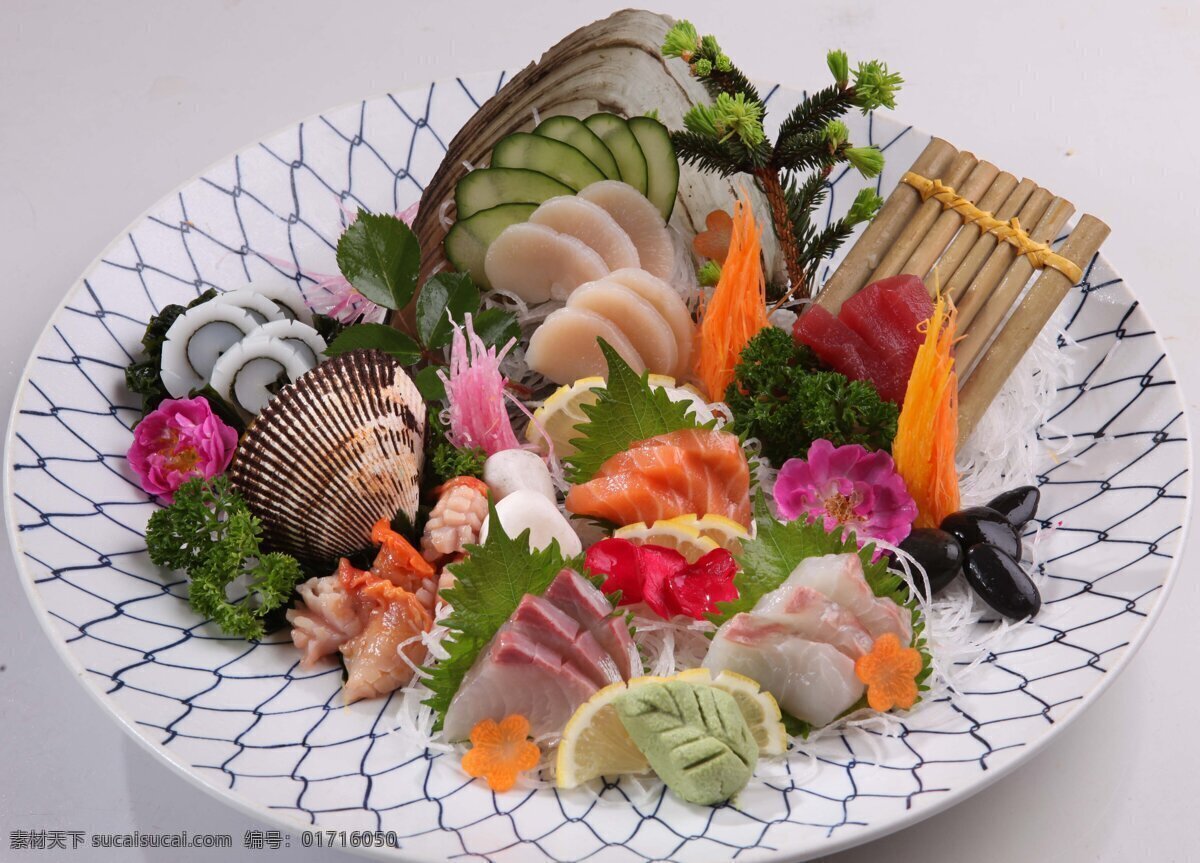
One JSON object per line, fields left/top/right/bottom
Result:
{"left": 4, "top": 73, "right": 1190, "bottom": 862}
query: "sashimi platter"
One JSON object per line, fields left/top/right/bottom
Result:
{"left": 7, "top": 10, "right": 1189, "bottom": 862}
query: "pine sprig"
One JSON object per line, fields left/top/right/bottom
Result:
{"left": 775, "top": 84, "right": 856, "bottom": 150}
{"left": 565, "top": 341, "right": 712, "bottom": 485}
{"left": 670, "top": 130, "right": 752, "bottom": 178}
{"left": 422, "top": 499, "right": 577, "bottom": 733}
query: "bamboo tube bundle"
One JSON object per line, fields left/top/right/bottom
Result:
{"left": 810, "top": 140, "right": 1110, "bottom": 445}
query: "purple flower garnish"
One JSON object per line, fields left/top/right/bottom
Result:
{"left": 127, "top": 397, "right": 238, "bottom": 503}
{"left": 773, "top": 439, "right": 917, "bottom": 547}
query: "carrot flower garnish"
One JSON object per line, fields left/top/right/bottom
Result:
{"left": 693, "top": 209, "right": 733, "bottom": 263}
{"left": 854, "top": 633, "right": 923, "bottom": 712}
{"left": 461, "top": 714, "right": 541, "bottom": 792}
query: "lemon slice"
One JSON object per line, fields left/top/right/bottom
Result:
{"left": 613, "top": 519, "right": 721, "bottom": 563}
{"left": 525, "top": 376, "right": 605, "bottom": 458}
{"left": 672, "top": 668, "right": 788, "bottom": 755}
{"left": 659, "top": 514, "right": 751, "bottom": 554}
{"left": 527, "top": 375, "right": 717, "bottom": 458}
{"left": 556, "top": 676, "right": 664, "bottom": 788}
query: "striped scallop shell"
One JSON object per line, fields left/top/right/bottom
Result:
{"left": 229, "top": 349, "right": 425, "bottom": 569}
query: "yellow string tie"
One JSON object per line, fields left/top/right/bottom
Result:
{"left": 901, "top": 171, "right": 1083, "bottom": 283}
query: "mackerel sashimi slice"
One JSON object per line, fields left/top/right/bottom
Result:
{"left": 565, "top": 429, "right": 752, "bottom": 528}
{"left": 511, "top": 594, "right": 623, "bottom": 687}
{"left": 543, "top": 569, "right": 642, "bottom": 681}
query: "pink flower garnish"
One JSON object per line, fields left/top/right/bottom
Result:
{"left": 773, "top": 439, "right": 917, "bottom": 547}
{"left": 296, "top": 203, "right": 420, "bottom": 325}
{"left": 127, "top": 397, "right": 238, "bottom": 503}
{"left": 440, "top": 313, "right": 521, "bottom": 456}
{"left": 585, "top": 538, "right": 739, "bottom": 620}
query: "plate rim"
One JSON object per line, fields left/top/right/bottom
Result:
{"left": 4, "top": 75, "right": 1193, "bottom": 863}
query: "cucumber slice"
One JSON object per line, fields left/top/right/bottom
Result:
{"left": 534, "top": 116, "right": 621, "bottom": 180}
{"left": 455, "top": 168, "right": 574, "bottom": 219}
{"left": 584, "top": 113, "right": 648, "bottom": 195}
{"left": 444, "top": 203, "right": 537, "bottom": 289}
{"left": 627, "top": 116, "right": 680, "bottom": 221}
{"left": 491, "top": 133, "right": 606, "bottom": 192}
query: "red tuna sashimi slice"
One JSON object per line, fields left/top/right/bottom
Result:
{"left": 793, "top": 305, "right": 892, "bottom": 391}
{"left": 512, "top": 594, "right": 623, "bottom": 687}
{"left": 543, "top": 569, "right": 641, "bottom": 680}
{"left": 839, "top": 274, "right": 933, "bottom": 403}
{"left": 441, "top": 627, "right": 598, "bottom": 741}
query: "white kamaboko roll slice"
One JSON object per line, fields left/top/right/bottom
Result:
{"left": 209, "top": 336, "right": 314, "bottom": 417}
{"left": 704, "top": 612, "right": 865, "bottom": 727}
{"left": 578, "top": 180, "right": 675, "bottom": 281}
{"left": 528, "top": 196, "right": 640, "bottom": 271}
{"left": 566, "top": 281, "right": 677, "bottom": 376}
{"left": 160, "top": 303, "right": 259, "bottom": 397}
{"left": 248, "top": 319, "right": 327, "bottom": 367}
{"left": 604, "top": 268, "right": 695, "bottom": 379}
{"left": 761, "top": 553, "right": 913, "bottom": 644}
{"left": 525, "top": 308, "right": 645, "bottom": 385}
{"left": 210, "top": 289, "right": 286, "bottom": 325}
{"left": 484, "top": 222, "right": 609, "bottom": 304}
{"left": 252, "top": 281, "right": 314, "bottom": 325}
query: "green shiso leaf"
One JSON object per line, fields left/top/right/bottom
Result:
{"left": 336, "top": 210, "right": 421, "bottom": 310}
{"left": 415, "top": 272, "right": 480, "bottom": 349}
{"left": 324, "top": 323, "right": 421, "bottom": 364}
{"left": 423, "top": 499, "right": 577, "bottom": 732}
{"left": 470, "top": 307, "right": 521, "bottom": 351}
{"left": 565, "top": 340, "right": 712, "bottom": 484}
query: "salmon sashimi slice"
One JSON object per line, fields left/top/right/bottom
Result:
{"left": 542, "top": 569, "right": 642, "bottom": 680}
{"left": 340, "top": 570, "right": 433, "bottom": 703}
{"left": 565, "top": 429, "right": 751, "bottom": 528}
{"left": 704, "top": 612, "right": 865, "bottom": 727}
{"left": 287, "top": 572, "right": 363, "bottom": 668}
{"left": 511, "top": 594, "right": 623, "bottom": 687}
{"left": 442, "top": 627, "right": 599, "bottom": 741}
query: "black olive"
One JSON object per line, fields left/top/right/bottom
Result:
{"left": 940, "top": 506, "right": 1021, "bottom": 560}
{"left": 986, "top": 486, "right": 1041, "bottom": 528}
{"left": 963, "top": 544, "right": 1041, "bottom": 619}
{"left": 898, "top": 528, "right": 963, "bottom": 598}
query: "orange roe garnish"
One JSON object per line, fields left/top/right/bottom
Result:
{"left": 695, "top": 193, "right": 770, "bottom": 401}
{"left": 693, "top": 209, "right": 733, "bottom": 263}
{"left": 461, "top": 714, "right": 541, "bottom": 792}
{"left": 854, "top": 633, "right": 923, "bottom": 712}
{"left": 891, "top": 291, "right": 961, "bottom": 527}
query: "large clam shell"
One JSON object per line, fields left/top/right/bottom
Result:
{"left": 405, "top": 9, "right": 783, "bottom": 303}
{"left": 229, "top": 349, "right": 425, "bottom": 569}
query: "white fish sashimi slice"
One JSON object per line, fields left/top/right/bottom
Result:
{"left": 252, "top": 281, "right": 315, "bottom": 325}
{"left": 766, "top": 553, "right": 914, "bottom": 645}
{"left": 704, "top": 613, "right": 864, "bottom": 727}
{"left": 750, "top": 586, "right": 875, "bottom": 659}
{"left": 529, "top": 196, "right": 640, "bottom": 271}
{"left": 209, "top": 336, "right": 313, "bottom": 418}
{"left": 211, "top": 289, "right": 286, "bottom": 325}
{"left": 578, "top": 180, "right": 676, "bottom": 281}
{"left": 249, "top": 319, "right": 327, "bottom": 368}
{"left": 442, "top": 628, "right": 598, "bottom": 741}
{"left": 484, "top": 222, "right": 609, "bottom": 304}
{"left": 160, "top": 303, "right": 258, "bottom": 397}
{"left": 566, "top": 281, "right": 677, "bottom": 376}
{"left": 526, "top": 307, "right": 645, "bottom": 386}
{"left": 605, "top": 267, "right": 696, "bottom": 380}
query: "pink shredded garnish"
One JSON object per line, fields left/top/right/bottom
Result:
{"left": 439, "top": 313, "right": 522, "bottom": 456}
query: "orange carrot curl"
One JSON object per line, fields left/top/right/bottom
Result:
{"left": 695, "top": 193, "right": 770, "bottom": 401}
{"left": 891, "top": 292, "right": 960, "bottom": 528}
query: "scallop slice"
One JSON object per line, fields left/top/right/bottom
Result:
{"left": 159, "top": 303, "right": 259, "bottom": 397}
{"left": 529, "top": 196, "right": 639, "bottom": 271}
{"left": 211, "top": 289, "right": 286, "bottom": 325}
{"left": 248, "top": 319, "right": 327, "bottom": 368}
{"left": 526, "top": 308, "right": 645, "bottom": 386}
{"left": 209, "top": 337, "right": 314, "bottom": 418}
{"left": 566, "top": 281, "right": 677, "bottom": 376}
{"left": 484, "top": 222, "right": 609, "bottom": 304}
{"left": 604, "top": 268, "right": 696, "bottom": 380}
{"left": 578, "top": 181, "right": 676, "bottom": 280}
{"left": 253, "top": 281, "right": 314, "bottom": 325}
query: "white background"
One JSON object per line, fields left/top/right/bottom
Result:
{"left": 1, "top": 1, "right": 1197, "bottom": 861}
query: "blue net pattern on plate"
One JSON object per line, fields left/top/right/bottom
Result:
{"left": 7, "top": 74, "right": 1188, "bottom": 862}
